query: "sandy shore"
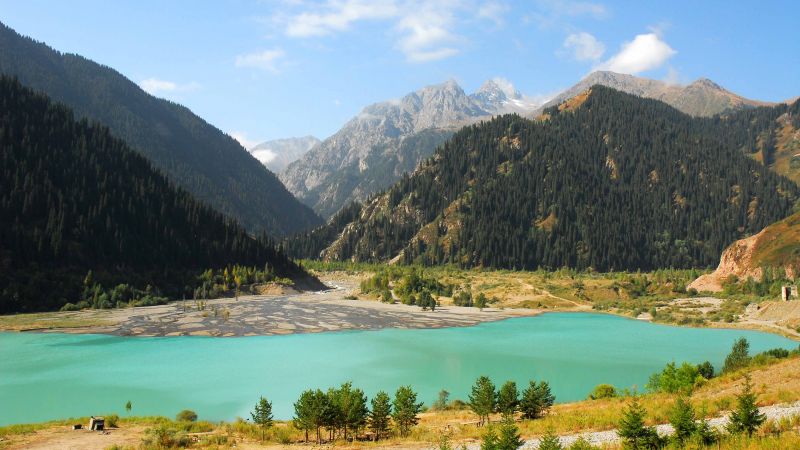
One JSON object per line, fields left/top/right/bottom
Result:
{"left": 0, "top": 276, "right": 537, "bottom": 337}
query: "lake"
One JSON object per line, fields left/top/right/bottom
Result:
{"left": 0, "top": 312, "right": 796, "bottom": 425}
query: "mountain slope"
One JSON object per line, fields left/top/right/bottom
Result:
{"left": 745, "top": 99, "right": 800, "bottom": 184}
{"left": 540, "top": 71, "right": 772, "bottom": 117}
{"left": 250, "top": 136, "right": 320, "bottom": 173}
{"left": 279, "top": 79, "right": 539, "bottom": 218}
{"left": 0, "top": 76, "right": 321, "bottom": 313}
{"left": 689, "top": 211, "right": 800, "bottom": 292}
{"left": 0, "top": 22, "right": 321, "bottom": 236}
{"left": 288, "top": 86, "right": 798, "bottom": 271}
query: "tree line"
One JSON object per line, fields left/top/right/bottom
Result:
{"left": 287, "top": 87, "right": 798, "bottom": 272}
{"left": 0, "top": 76, "right": 312, "bottom": 313}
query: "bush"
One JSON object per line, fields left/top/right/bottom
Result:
{"left": 176, "top": 409, "right": 198, "bottom": 422}
{"left": 105, "top": 414, "right": 119, "bottom": 428}
{"left": 588, "top": 384, "right": 617, "bottom": 400}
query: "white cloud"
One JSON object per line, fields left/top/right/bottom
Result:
{"left": 230, "top": 131, "right": 260, "bottom": 150}
{"left": 286, "top": 0, "right": 398, "bottom": 37}
{"left": 477, "top": 1, "right": 510, "bottom": 26}
{"left": 235, "top": 48, "right": 286, "bottom": 73}
{"left": 596, "top": 32, "right": 676, "bottom": 75}
{"left": 139, "top": 78, "right": 200, "bottom": 96}
{"left": 277, "top": 0, "right": 505, "bottom": 63}
{"left": 561, "top": 31, "right": 605, "bottom": 61}
{"left": 251, "top": 148, "right": 278, "bottom": 164}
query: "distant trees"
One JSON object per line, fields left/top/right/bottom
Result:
{"left": 588, "top": 384, "right": 617, "bottom": 400}
{"left": 646, "top": 362, "right": 701, "bottom": 394}
{"left": 176, "top": 409, "right": 198, "bottom": 422}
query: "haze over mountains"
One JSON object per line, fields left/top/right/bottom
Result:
{"left": 0, "top": 22, "right": 321, "bottom": 236}
{"left": 279, "top": 70, "right": 779, "bottom": 219}
{"left": 250, "top": 136, "right": 320, "bottom": 173}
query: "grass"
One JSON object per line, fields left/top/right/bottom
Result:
{"left": 0, "top": 311, "right": 112, "bottom": 331}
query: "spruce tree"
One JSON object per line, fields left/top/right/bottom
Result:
{"left": 726, "top": 374, "right": 766, "bottom": 437}
{"left": 369, "top": 391, "right": 392, "bottom": 441}
{"left": 617, "top": 395, "right": 662, "bottom": 449}
{"left": 469, "top": 376, "right": 497, "bottom": 426}
{"left": 480, "top": 425, "right": 500, "bottom": 450}
{"left": 497, "top": 416, "right": 525, "bottom": 450}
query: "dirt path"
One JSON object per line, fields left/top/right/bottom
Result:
{"left": 3, "top": 425, "right": 145, "bottom": 450}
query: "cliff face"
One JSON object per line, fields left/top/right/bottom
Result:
{"left": 689, "top": 212, "right": 800, "bottom": 292}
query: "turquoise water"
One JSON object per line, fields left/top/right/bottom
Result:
{"left": 0, "top": 313, "right": 796, "bottom": 425}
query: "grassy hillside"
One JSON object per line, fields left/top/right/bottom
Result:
{"left": 750, "top": 211, "right": 800, "bottom": 273}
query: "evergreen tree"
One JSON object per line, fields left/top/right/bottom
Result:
{"left": 294, "top": 389, "right": 329, "bottom": 443}
{"left": 519, "top": 381, "right": 555, "bottom": 420}
{"left": 538, "top": 428, "right": 563, "bottom": 450}
{"left": 369, "top": 391, "right": 392, "bottom": 441}
{"left": 497, "top": 381, "right": 519, "bottom": 418}
{"left": 668, "top": 395, "right": 696, "bottom": 446}
{"left": 469, "top": 376, "right": 497, "bottom": 426}
{"left": 251, "top": 396, "right": 274, "bottom": 441}
{"left": 497, "top": 416, "right": 525, "bottom": 450}
{"left": 617, "top": 395, "right": 662, "bottom": 449}
{"left": 722, "top": 338, "right": 751, "bottom": 373}
{"left": 727, "top": 374, "right": 766, "bottom": 437}
{"left": 392, "top": 385, "right": 423, "bottom": 437}
{"left": 480, "top": 425, "right": 500, "bottom": 450}
{"left": 696, "top": 361, "right": 715, "bottom": 379}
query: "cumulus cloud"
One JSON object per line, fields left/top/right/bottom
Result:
{"left": 395, "top": 2, "right": 461, "bottom": 63}
{"left": 235, "top": 48, "right": 286, "bottom": 73}
{"left": 596, "top": 32, "right": 676, "bottom": 75}
{"left": 139, "top": 78, "right": 200, "bottom": 96}
{"left": 561, "top": 31, "right": 605, "bottom": 61}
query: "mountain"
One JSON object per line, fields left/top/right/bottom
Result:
{"left": 250, "top": 136, "right": 320, "bottom": 173}
{"left": 0, "top": 21, "right": 321, "bottom": 236}
{"left": 689, "top": 211, "right": 800, "bottom": 292}
{"left": 746, "top": 98, "right": 800, "bottom": 185}
{"left": 286, "top": 86, "right": 798, "bottom": 271}
{"left": 279, "top": 79, "right": 540, "bottom": 218}
{"left": 539, "top": 71, "right": 772, "bottom": 117}
{"left": 0, "top": 76, "right": 321, "bottom": 313}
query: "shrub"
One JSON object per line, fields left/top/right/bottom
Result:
{"left": 588, "top": 384, "right": 617, "bottom": 400}
{"left": 176, "top": 409, "right": 198, "bottom": 422}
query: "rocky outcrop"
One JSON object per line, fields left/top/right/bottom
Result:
{"left": 689, "top": 231, "right": 766, "bottom": 292}
{"left": 250, "top": 136, "right": 320, "bottom": 173}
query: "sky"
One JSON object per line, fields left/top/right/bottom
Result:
{"left": 1, "top": 0, "right": 799, "bottom": 146}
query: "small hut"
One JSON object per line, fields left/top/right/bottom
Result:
{"left": 89, "top": 416, "right": 105, "bottom": 431}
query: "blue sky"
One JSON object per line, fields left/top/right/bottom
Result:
{"left": 1, "top": 0, "right": 798, "bottom": 146}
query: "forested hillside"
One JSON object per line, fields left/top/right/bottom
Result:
{"left": 0, "top": 22, "right": 321, "bottom": 236}
{"left": 288, "top": 87, "right": 799, "bottom": 271}
{"left": 0, "top": 77, "right": 319, "bottom": 313}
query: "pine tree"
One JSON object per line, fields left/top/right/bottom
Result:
{"left": 538, "top": 428, "right": 563, "bottom": 450}
{"left": 497, "top": 416, "right": 524, "bottom": 449}
{"left": 480, "top": 425, "right": 500, "bottom": 450}
{"left": 469, "top": 376, "right": 497, "bottom": 426}
{"left": 727, "top": 374, "right": 766, "bottom": 437}
{"left": 497, "top": 381, "right": 519, "bottom": 418}
{"left": 369, "top": 391, "right": 392, "bottom": 441}
{"left": 520, "top": 380, "right": 555, "bottom": 420}
{"left": 392, "top": 385, "right": 422, "bottom": 437}
{"left": 722, "top": 338, "right": 751, "bottom": 373}
{"left": 251, "top": 396, "right": 273, "bottom": 441}
{"left": 617, "top": 395, "right": 662, "bottom": 449}
{"left": 668, "top": 395, "right": 696, "bottom": 446}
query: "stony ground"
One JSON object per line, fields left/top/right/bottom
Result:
{"left": 1, "top": 276, "right": 535, "bottom": 337}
